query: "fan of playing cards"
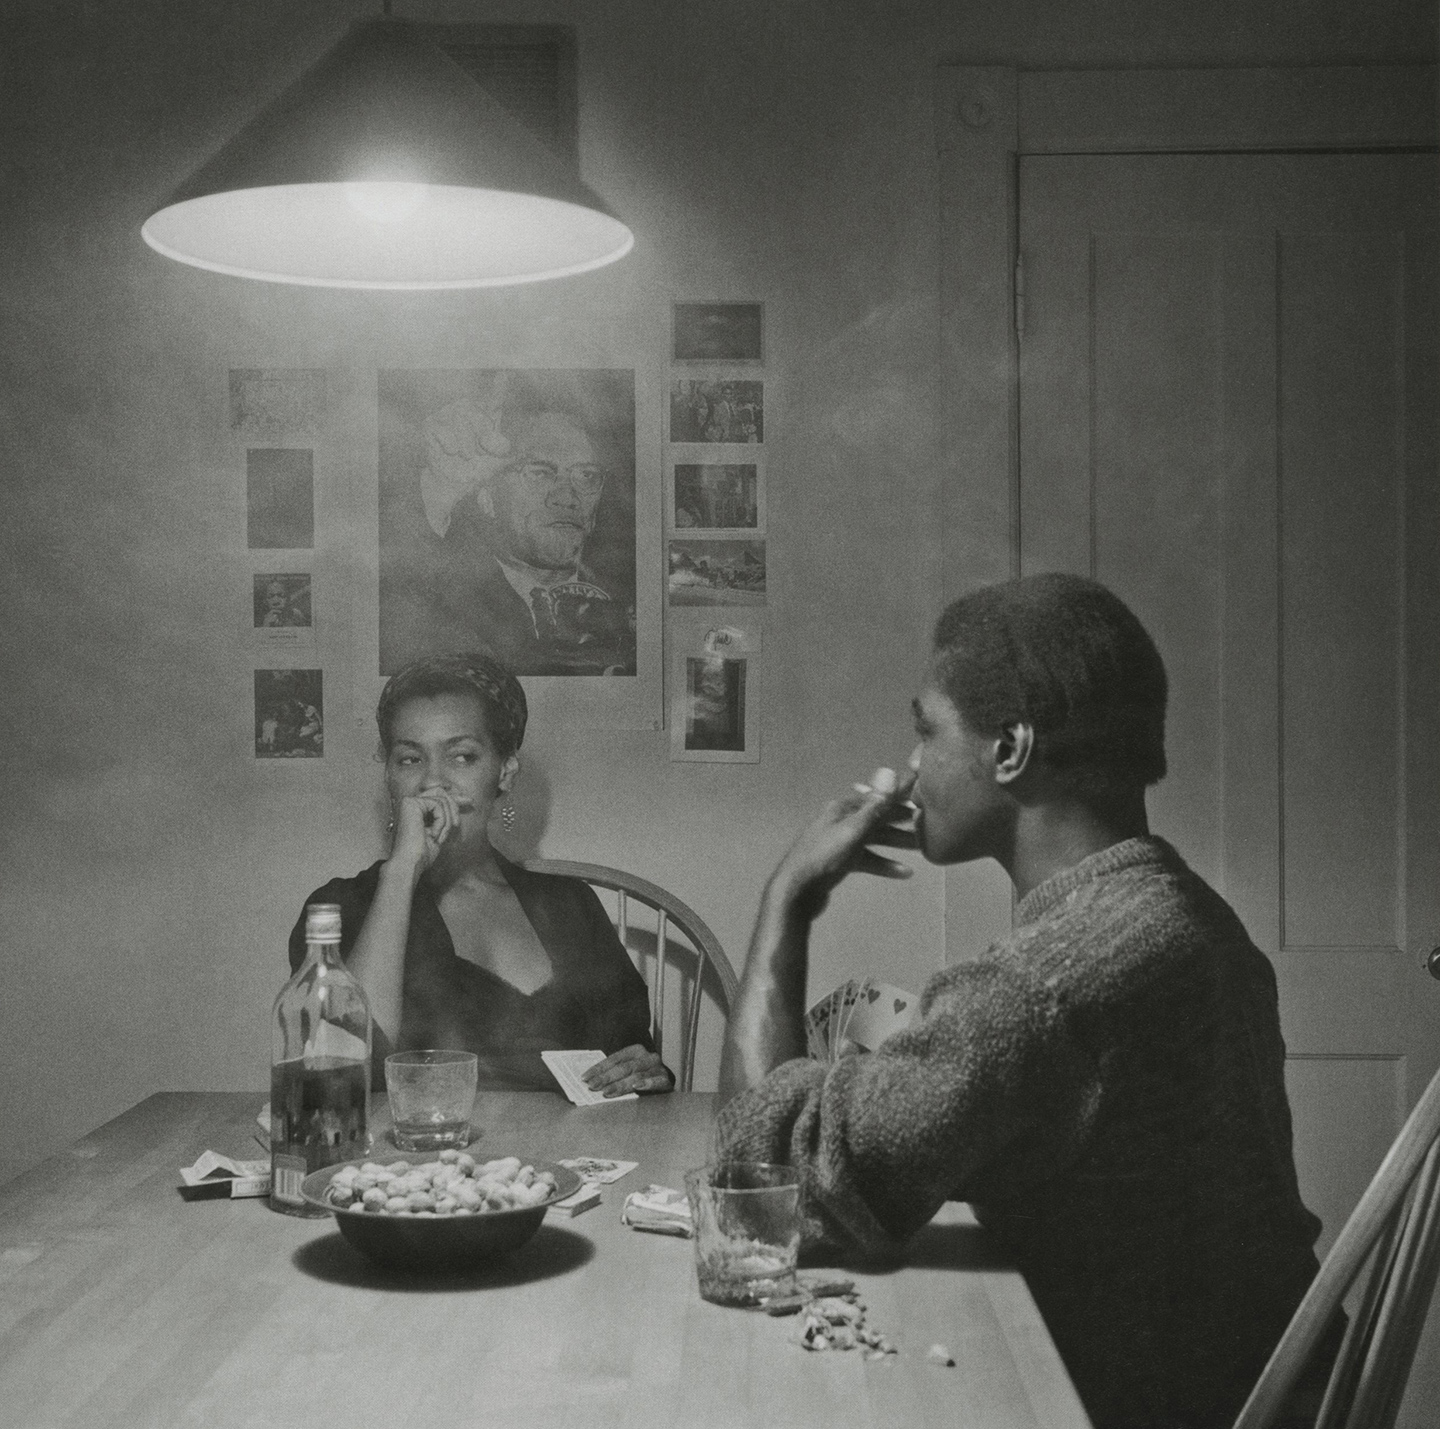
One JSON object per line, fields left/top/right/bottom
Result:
{"left": 804, "top": 977, "right": 917, "bottom": 1062}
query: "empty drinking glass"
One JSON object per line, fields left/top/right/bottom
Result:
{"left": 684, "top": 1162, "right": 802, "bottom": 1306}
{"left": 384, "top": 1049, "right": 478, "bottom": 1151}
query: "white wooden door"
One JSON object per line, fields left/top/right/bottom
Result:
{"left": 1018, "top": 151, "right": 1440, "bottom": 1233}
{"left": 1016, "top": 150, "right": 1440, "bottom": 1408}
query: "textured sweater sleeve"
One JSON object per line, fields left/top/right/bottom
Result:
{"left": 715, "top": 957, "right": 1102, "bottom": 1257}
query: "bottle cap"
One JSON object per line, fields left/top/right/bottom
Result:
{"left": 305, "top": 903, "right": 342, "bottom": 944}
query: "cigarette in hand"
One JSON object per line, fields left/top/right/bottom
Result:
{"left": 852, "top": 768, "right": 918, "bottom": 814}
{"left": 853, "top": 767, "right": 899, "bottom": 796}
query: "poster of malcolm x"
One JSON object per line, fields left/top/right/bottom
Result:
{"left": 378, "top": 369, "right": 638, "bottom": 677}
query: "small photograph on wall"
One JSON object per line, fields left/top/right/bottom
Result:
{"left": 251, "top": 573, "right": 314, "bottom": 649}
{"left": 378, "top": 368, "right": 637, "bottom": 678}
{"left": 229, "top": 369, "right": 329, "bottom": 438}
{"left": 673, "top": 463, "right": 761, "bottom": 531}
{"left": 670, "top": 652, "right": 759, "bottom": 763}
{"left": 672, "top": 303, "right": 764, "bottom": 362}
{"left": 246, "top": 448, "right": 314, "bottom": 549}
{"left": 669, "top": 380, "right": 763, "bottom": 444}
{"left": 255, "top": 668, "right": 324, "bottom": 758}
{"left": 668, "top": 538, "right": 766, "bottom": 607}
{"left": 253, "top": 573, "right": 312, "bottom": 629}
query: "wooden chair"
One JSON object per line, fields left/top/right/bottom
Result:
{"left": 1234, "top": 1062, "right": 1440, "bottom": 1429}
{"left": 527, "top": 859, "right": 739, "bottom": 1092}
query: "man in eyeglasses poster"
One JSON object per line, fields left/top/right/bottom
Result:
{"left": 379, "top": 371, "right": 638, "bottom": 677}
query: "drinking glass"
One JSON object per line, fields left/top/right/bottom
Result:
{"left": 384, "top": 1050, "right": 478, "bottom": 1151}
{"left": 684, "top": 1162, "right": 801, "bottom": 1306}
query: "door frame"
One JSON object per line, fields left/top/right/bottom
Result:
{"left": 933, "top": 63, "right": 1439, "bottom": 966}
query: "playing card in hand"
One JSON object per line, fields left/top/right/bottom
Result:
{"left": 841, "top": 981, "right": 918, "bottom": 1050}
{"left": 804, "top": 993, "right": 835, "bottom": 1061}
{"left": 826, "top": 983, "right": 846, "bottom": 1053}
{"left": 836, "top": 977, "right": 870, "bottom": 1050}
{"left": 806, "top": 977, "right": 915, "bottom": 1063}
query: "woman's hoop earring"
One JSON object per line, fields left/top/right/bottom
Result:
{"left": 501, "top": 801, "right": 516, "bottom": 831}
{"left": 385, "top": 817, "right": 395, "bottom": 834}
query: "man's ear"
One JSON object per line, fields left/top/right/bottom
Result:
{"left": 993, "top": 722, "right": 1035, "bottom": 786}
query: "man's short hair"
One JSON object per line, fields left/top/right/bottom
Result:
{"left": 931, "top": 573, "right": 1167, "bottom": 801}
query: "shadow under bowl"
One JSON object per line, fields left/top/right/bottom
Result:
{"left": 300, "top": 1156, "right": 582, "bottom": 1272}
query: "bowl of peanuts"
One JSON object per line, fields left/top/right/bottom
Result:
{"left": 301, "top": 1150, "right": 582, "bottom": 1270}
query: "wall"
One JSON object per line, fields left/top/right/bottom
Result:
{"left": 0, "top": 0, "right": 1433, "bottom": 1191}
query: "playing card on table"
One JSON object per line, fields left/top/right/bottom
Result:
{"left": 557, "top": 1157, "right": 639, "bottom": 1185}
{"left": 547, "top": 1182, "right": 603, "bottom": 1218}
{"left": 547, "top": 1158, "right": 638, "bottom": 1219}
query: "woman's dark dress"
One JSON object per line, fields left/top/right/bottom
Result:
{"left": 288, "top": 855, "right": 658, "bottom": 1091}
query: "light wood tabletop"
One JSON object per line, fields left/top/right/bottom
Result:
{"left": 0, "top": 1091, "right": 1092, "bottom": 1429}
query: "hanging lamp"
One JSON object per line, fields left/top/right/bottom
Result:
{"left": 141, "top": 16, "right": 633, "bottom": 289}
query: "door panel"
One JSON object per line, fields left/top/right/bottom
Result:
{"left": 1280, "top": 229, "right": 1404, "bottom": 949}
{"left": 1091, "top": 230, "right": 1228, "bottom": 886}
{"left": 1018, "top": 154, "right": 1439, "bottom": 1272}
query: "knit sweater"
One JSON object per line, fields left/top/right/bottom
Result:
{"left": 716, "top": 837, "right": 1326, "bottom": 1429}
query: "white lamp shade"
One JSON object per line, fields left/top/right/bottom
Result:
{"left": 141, "top": 19, "right": 633, "bottom": 289}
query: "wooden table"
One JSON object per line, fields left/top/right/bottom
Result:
{"left": 0, "top": 1092, "right": 1091, "bottom": 1429}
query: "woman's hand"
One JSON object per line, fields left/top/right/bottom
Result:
{"left": 770, "top": 766, "right": 919, "bottom": 920}
{"left": 388, "top": 788, "right": 463, "bottom": 879}
{"left": 583, "top": 1045, "right": 674, "bottom": 1097}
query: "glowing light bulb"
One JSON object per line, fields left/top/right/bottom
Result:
{"left": 343, "top": 181, "right": 428, "bottom": 224}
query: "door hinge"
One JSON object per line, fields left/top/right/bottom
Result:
{"left": 1014, "top": 252, "right": 1026, "bottom": 338}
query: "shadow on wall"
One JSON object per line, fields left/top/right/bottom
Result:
{"left": 812, "top": 294, "right": 939, "bottom": 481}
{"left": 499, "top": 757, "right": 552, "bottom": 864}
{"left": 801, "top": 293, "right": 942, "bottom": 636}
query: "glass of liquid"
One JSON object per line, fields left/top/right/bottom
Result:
{"left": 684, "top": 1162, "right": 802, "bottom": 1307}
{"left": 384, "top": 1049, "right": 479, "bottom": 1151}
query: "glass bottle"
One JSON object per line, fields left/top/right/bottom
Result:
{"left": 269, "top": 902, "right": 372, "bottom": 1217}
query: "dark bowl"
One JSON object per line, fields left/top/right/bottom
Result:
{"left": 300, "top": 1155, "right": 582, "bottom": 1272}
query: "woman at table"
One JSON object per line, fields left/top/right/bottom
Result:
{"left": 289, "top": 651, "right": 672, "bottom": 1097}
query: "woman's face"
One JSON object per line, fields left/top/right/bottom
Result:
{"left": 384, "top": 693, "right": 518, "bottom": 841}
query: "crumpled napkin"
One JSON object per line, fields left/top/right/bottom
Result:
{"left": 178, "top": 1151, "right": 270, "bottom": 1200}
{"left": 621, "top": 1183, "right": 693, "bottom": 1236}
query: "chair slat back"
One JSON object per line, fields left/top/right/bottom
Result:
{"left": 654, "top": 908, "right": 670, "bottom": 1062}
{"left": 525, "top": 859, "right": 738, "bottom": 1092}
{"left": 1350, "top": 1139, "right": 1440, "bottom": 1429}
{"left": 1234, "top": 1062, "right": 1440, "bottom": 1429}
{"left": 1313, "top": 1207, "right": 1404, "bottom": 1429}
